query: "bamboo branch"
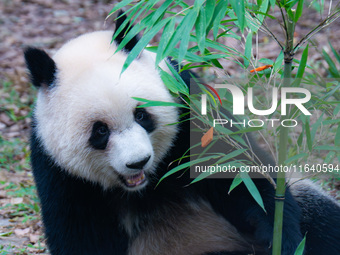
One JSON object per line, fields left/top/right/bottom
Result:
{"left": 293, "top": 6, "right": 340, "bottom": 52}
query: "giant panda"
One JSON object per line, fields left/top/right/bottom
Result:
{"left": 24, "top": 14, "right": 340, "bottom": 255}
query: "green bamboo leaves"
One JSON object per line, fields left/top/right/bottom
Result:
{"left": 109, "top": 0, "right": 261, "bottom": 74}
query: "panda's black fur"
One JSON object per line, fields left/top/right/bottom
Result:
{"left": 25, "top": 14, "right": 340, "bottom": 255}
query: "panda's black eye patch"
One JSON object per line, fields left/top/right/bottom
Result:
{"left": 89, "top": 121, "right": 110, "bottom": 150}
{"left": 134, "top": 108, "right": 156, "bottom": 133}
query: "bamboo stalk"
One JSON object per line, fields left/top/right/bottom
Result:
{"left": 272, "top": 16, "right": 295, "bottom": 255}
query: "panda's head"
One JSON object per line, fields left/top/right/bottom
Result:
{"left": 25, "top": 19, "right": 178, "bottom": 191}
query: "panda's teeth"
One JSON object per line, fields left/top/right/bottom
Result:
{"left": 125, "top": 171, "right": 146, "bottom": 187}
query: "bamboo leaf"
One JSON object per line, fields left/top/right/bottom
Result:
{"left": 193, "top": 0, "right": 206, "bottom": 8}
{"left": 138, "top": 102, "right": 188, "bottom": 108}
{"left": 230, "top": 127, "right": 263, "bottom": 135}
{"left": 314, "top": 146, "right": 340, "bottom": 151}
{"left": 190, "top": 170, "right": 215, "bottom": 184}
{"left": 132, "top": 97, "right": 188, "bottom": 109}
{"left": 156, "top": 18, "right": 176, "bottom": 66}
{"left": 322, "top": 49, "right": 340, "bottom": 78}
{"left": 292, "top": 45, "right": 308, "bottom": 87}
{"left": 296, "top": 45, "right": 308, "bottom": 79}
{"left": 209, "top": 58, "right": 224, "bottom": 69}
{"left": 199, "top": 36, "right": 236, "bottom": 53}
{"left": 213, "top": 4, "right": 229, "bottom": 39}
{"left": 216, "top": 149, "right": 247, "bottom": 164}
{"left": 203, "top": 54, "right": 230, "bottom": 60}
{"left": 195, "top": 6, "right": 207, "bottom": 54}
{"left": 178, "top": 8, "right": 200, "bottom": 64}
{"left": 229, "top": 134, "right": 247, "bottom": 147}
{"left": 320, "top": 83, "right": 340, "bottom": 101}
{"left": 114, "top": 22, "right": 146, "bottom": 53}
{"left": 322, "top": 119, "right": 340, "bottom": 125}
{"left": 244, "top": 31, "right": 252, "bottom": 68}
{"left": 334, "top": 103, "right": 340, "bottom": 115}
{"left": 197, "top": 138, "right": 219, "bottom": 159}
{"left": 240, "top": 171, "right": 266, "bottom": 212}
{"left": 169, "top": 47, "right": 204, "bottom": 62}
{"left": 159, "top": 69, "right": 188, "bottom": 96}
{"left": 249, "top": 10, "right": 276, "bottom": 20}
{"left": 157, "top": 154, "right": 222, "bottom": 185}
{"left": 190, "top": 161, "right": 243, "bottom": 184}
{"left": 228, "top": 173, "right": 242, "bottom": 193}
{"left": 107, "top": 0, "right": 137, "bottom": 18}
{"left": 150, "top": 0, "right": 173, "bottom": 24}
{"left": 163, "top": 9, "right": 196, "bottom": 62}
{"left": 112, "top": 0, "right": 158, "bottom": 45}
{"left": 285, "top": 0, "right": 299, "bottom": 8}
{"left": 297, "top": 128, "right": 303, "bottom": 147}
{"left": 273, "top": 51, "right": 284, "bottom": 72}
{"left": 122, "top": 18, "right": 170, "bottom": 73}
{"left": 286, "top": 8, "right": 295, "bottom": 20}
{"left": 111, "top": 8, "right": 140, "bottom": 43}
{"left": 178, "top": 1, "right": 190, "bottom": 9}
{"left": 285, "top": 153, "right": 308, "bottom": 164}
{"left": 165, "top": 61, "right": 190, "bottom": 96}
{"left": 259, "top": 58, "right": 274, "bottom": 65}
{"left": 206, "top": 0, "right": 228, "bottom": 35}
{"left": 230, "top": 0, "right": 245, "bottom": 32}
{"left": 205, "top": 0, "right": 216, "bottom": 26}
{"left": 294, "top": 0, "right": 304, "bottom": 22}
{"left": 211, "top": 124, "right": 233, "bottom": 136}
{"left": 202, "top": 88, "right": 217, "bottom": 107}
{"left": 257, "top": 0, "right": 270, "bottom": 24}
{"left": 294, "top": 236, "right": 306, "bottom": 255}
{"left": 217, "top": 27, "right": 233, "bottom": 38}
{"left": 305, "top": 119, "right": 313, "bottom": 152}
{"left": 131, "top": 0, "right": 159, "bottom": 28}
{"left": 311, "top": 113, "right": 324, "bottom": 140}
{"left": 324, "top": 151, "right": 336, "bottom": 164}
{"left": 329, "top": 41, "right": 340, "bottom": 65}
{"left": 335, "top": 125, "right": 340, "bottom": 146}
{"left": 181, "top": 64, "right": 213, "bottom": 70}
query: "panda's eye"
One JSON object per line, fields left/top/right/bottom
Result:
{"left": 89, "top": 121, "right": 110, "bottom": 150}
{"left": 134, "top": 108, "right": 156, "bottom": 133}
{"left": 97, "top": 126, "right": 108, "bottom": 136}
{"left": 135, "top": 110, "right": 144, "bottom": 121}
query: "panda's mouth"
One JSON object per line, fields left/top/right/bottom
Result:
{"left": 120, "top": 170, "right": 146, "bottom": 188}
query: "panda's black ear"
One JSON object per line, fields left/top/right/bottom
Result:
{"left": 113, "top": 10, "right": 139, "bottom": 52}
{"left": 24, "top": 48, "right": 56, "bottom": 88}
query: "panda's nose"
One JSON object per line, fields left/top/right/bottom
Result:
{"left": 126, "top": 156, "right": 151, "bottom": 169}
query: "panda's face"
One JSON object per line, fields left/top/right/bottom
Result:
{"left": 33, "top": 31, "right": 178, "bottom": 191}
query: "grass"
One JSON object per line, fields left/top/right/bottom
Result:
{"left": 0, "top": 80, "right": 47, "bottom": 254}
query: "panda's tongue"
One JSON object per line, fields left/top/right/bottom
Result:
{"left": 125, "top": 170, "right": 145, "bottom": 187}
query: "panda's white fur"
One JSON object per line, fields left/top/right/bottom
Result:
{"left": 34, "top": 31, "right": 178, "bottom": 190}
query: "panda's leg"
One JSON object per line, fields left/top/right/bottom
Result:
{"left": 187, "top": 126, "right": 303, "bottom": 254}
{"left": 198, "top": 178, "right": 303, "bottom": 255}
{"left": 291, "top": 180, "right": 340, "bottom": 255}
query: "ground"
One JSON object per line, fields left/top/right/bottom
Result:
{"left": 0, "top": 0, "right": 340, "bottom": 254}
